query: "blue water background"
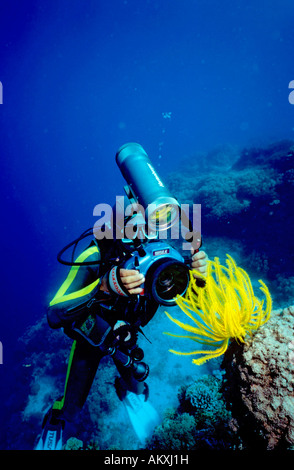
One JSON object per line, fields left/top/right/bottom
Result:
{"left": 0, "top": 0, "right": 293, "bottom": 448}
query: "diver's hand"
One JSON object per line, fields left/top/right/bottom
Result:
{"left": 99, "top": 275, "right": 109, "bottom": 292}
{"left": 100, "top": 266, "right": 145, "bottom": 296}
{"left": 191, "top": 250, "right": 208, "bottom": 278}
{"left": 119, "top": 269, "right": 145, "bottom": 295}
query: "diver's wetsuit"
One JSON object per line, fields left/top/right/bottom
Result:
{"left": 47, "top": 239, "right": 158, "bottom": 423}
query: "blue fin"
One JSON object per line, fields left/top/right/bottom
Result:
{"left": 123, "top": 391, "right": 160, "bottom": 444}
{"left": 35, "top": 409, "right": 64, "bottom": 450}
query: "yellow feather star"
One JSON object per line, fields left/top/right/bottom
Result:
{"left": 164, "top": 255, "right": 272, "bottom": 365}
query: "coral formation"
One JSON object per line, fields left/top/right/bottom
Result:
{"left": 64, "top": 437, "right": 84, "bottom": 450}
{"left": 221, "top": 305, "right": 294, "bottom": 450}
{"left": 147, "top": 374, "right": 235, "bottom": 450}
{"left": 178, "top": 374, "right": 231, "bottom": 426}
{"left": 164, "top": 255, "right": 271, "bottom": 365}
{"left": 146, "top": 410, "right": 197, "bottom": 450}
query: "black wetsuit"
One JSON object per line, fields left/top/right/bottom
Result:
{"left": 47, "top": 239, "right": 158, "bottom": 422}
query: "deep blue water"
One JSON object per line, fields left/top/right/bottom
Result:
{"left": 0, "top": 0, "right": 294, "bottom": 449}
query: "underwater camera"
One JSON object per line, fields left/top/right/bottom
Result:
{"left": 57, "top": 143, "right": 198, "bottom": 306}
{"left": 111, "top": 143, "right": 190, "bottom": 306}
{"left": 109, "top": 238, "right": 190, "bottom": 306}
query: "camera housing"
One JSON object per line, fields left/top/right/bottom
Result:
{"left": 114, "top": 142, "right": 193, "bottom": 306}
{"left": 121, "top": 239, "right": 190, "bottom": 306}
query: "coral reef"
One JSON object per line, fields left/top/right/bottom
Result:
{"left": 221, "top": 305, "right": 294, "bottom": 450}
{"left": 168, "top": 139, "right": 294, "bottom": 302}
{"left": 178, "top": 374, "right": 231, "bottom": 426}
{"left": 147, "top": 374, "right": 236, "bottom": 450}
{"left": 146, "top": 410, "right": 198, "bottom": 450}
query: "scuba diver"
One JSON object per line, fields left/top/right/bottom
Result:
{"left": 35, "top": 143, "right": 208, "bottom": 450}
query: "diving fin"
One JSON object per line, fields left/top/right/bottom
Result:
{"left": 115, "top": 378, "right": 160, "bottom": 444}
{"left": 123, "top": 390, "right": 160, "bottom": 444}
{"left": 35, "top": 408, "right": 64, "bottom": 450}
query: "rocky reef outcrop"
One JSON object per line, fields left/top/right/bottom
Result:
{"left": 221, "top": 305, "right": 294, "bottom": 450}
{"left": 162, "top": 141, "right": 294, "bottom": 450}
{"left": 168, "top": 139, "right": 294, "bottom": 303}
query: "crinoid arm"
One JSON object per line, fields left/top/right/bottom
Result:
{"left": 164, "top": 255, "right": 271, "bottom": 365}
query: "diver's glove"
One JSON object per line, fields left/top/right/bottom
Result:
{"left": 102, "top": 265, "right": 145, "bottom": 297}
{"left": 106, "top": 266, "right": 130, "bottom": 297}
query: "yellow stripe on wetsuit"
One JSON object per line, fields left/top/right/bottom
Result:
{"left": 52, "top": 340, "right": 76, "bottom": 411}
{"left": 49, "top": 245, "right": 100, "bottom": 307}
